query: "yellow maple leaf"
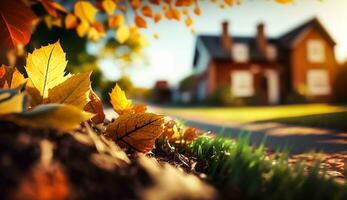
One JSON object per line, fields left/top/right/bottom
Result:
{"left": 109, "top": 84, "right": 132, "bottom": 115}
{"left": 116, "top": 25, "right": 130, "bottom": 44}
{"left": 48, "top": 72, "right": 91, "bottom": 109}
{"left": 74, "top": 1, "right": 97, "bottom": 23}
{"left": 25, "top": 41, "right": 68, "bottom": 98}
{"left": 106, "top": 112, "right": 164, "bottom": 153}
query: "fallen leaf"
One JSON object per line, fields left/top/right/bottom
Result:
{"left": 106, "top": 112, "right": 164, "bottom": 153}
{"left": 109, "top": 84, "right": 132, "bottom": 115}
{"left": 0, "top": 88, "right": 26, "bottom": 114}
{"left": 0, "top": 65, "right": 25, "bottom": 89}
{"left": 48, "top": 72, "right": 91, "bottom": 109}
{"left": 84, "top": 89, "right": 105, "bottom": 124}
{"left": 133, "top": 104, "right": 147, "bottom": 113}
{"left": 183, "top": 127, "right": 198, "bottom": 143}
{"left": 0, "top": 0, "right": 36, "bottom": 48}
{"left": 14, "top": 163, "right": 70, "bottom": 200}
{"left": 25, "top": 41, "right": 68, "bottom": 98}
{"left": 6, "top": 103, "right": 93, "bottom": 131}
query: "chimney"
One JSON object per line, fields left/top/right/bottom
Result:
{"left": 256, "top": 23, "right": 267, "bottom": 55}
{"left": 221, "top": 21, "right": 232, "bottom": 52}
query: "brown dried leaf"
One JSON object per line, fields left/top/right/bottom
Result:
{"left": 84, "top": 89, "right": 105, "bottom": 124}
{"left": 106, "top": 112, "right": 164, "bottom": 153}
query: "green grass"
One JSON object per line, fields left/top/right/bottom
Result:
{"left": 267, "top": 111, "right": 347, "bottom": 131}
{"left": 179, "top": 136, "right": 347, "bottom": 200}
{"left": 157, "top": 104, "right": 347, "bottom": 123}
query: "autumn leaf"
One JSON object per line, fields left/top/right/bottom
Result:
{"left": 25, "top": 41, "right": 68, "bottom": 98}
{"left": 102, "top": 0, "right": 116, "bottom": 15}
{"left": 76, "top": 20, "right": 90, "bottom": 37}
{"left": 142, "top": 5, "right": 153, "bottom": 17}
{"left": 183, "top": 127, "right": 198, "bottom": 143}
{"left": 275, "top": 0, "right": 293, "bottom": 4}
{"left": 135, "top": 15, "right": 147, "bottom": 28}
{"left": 0, "top": 88, "right": 27, "bottom": 114}
{"left": 41, "top": 0, "right": 67, "bottom": 18}
{"left": 48, "top": 72, "right": 91, "bottom": 109}
{"left": 0, "top": 0, "right": 36, "bottom": 48}
{"left": 74, "top": 1, "right": 98, "bottom": 23}
{"left": 0, "top": 65, "right": 25, "bottom": 89}
{"left": 162, "top": 120, "right": 180, "bottom": 142}
{"left": 109, "top": 84, "right": 132, "bottom": 115}
{"left": 84, "top": 89, "right": 105, "bottom": 124}
{"left": 65, "top": 13, "right": 78, "bottom": 29}
{"left": 154, "top": 12, "right": 162, "bottom": 23}
{"left": 6, "top": 103, "right": 93, "bottom": 131}
{"left": 108, "top": 15, "right": 125, "bottom": 28}
{"left": 106, "top": 112, "right": 164, "bottom": 153}
{"left": 14, "top": 164, "right": 69, "bottom": 200}
{"left": 116, "top": 25, "right": 130, "bottom": 44}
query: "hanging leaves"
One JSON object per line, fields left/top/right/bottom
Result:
{"left": 0, "top": 0, "right": 36, "bottom": 48}
{"left": 74, "top": 1, "right": 98, "bottom": 23}
{"left": 106, "top": 112, "right": 164, "bottom": 153}
{"left": 116, "top": 25, "right": 130, "bottom": 44}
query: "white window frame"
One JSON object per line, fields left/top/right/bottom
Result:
{"left": 231, "top": 71, "right": 254, "bottom": 97}
{"left": 307, "top": 69, "right": 331, "bottom": 95}
{"left": 232, "top": 43, "right": 249, "bottom": 63}
{"left": 307, "top": 39, "right": 326, "bottom": 63}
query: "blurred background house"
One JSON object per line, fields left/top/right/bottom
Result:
{"left": 182, "top": 18, "right": 338, "bottom": 106}
{"left": 153, "top": 80, "right": 172, "bottom": 104}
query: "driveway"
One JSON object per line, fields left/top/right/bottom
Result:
{"left": 149, "top": 106, "right": 347, "bottom": 154}
{"left": 105, "top": 107, "right": 347, "bottom": 154}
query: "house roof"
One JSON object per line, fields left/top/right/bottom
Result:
{"left": 195, "top": 18, "right": 335, "bottom": 61}
{"left": 278, "top": 17, "right": 336, "bottom": 48}
{"left": 198, "top": 36, "right": 278, "bottom": 61}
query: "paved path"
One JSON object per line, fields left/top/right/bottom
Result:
{"left": 105, "top": 107, "right": 347, "bottom": 154}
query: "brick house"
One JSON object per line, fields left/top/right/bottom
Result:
{"left": 192, "top": 18, "right": 337, "bottom": 104}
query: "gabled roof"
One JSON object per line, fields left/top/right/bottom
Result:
{"left": 195, "top": 17, "right": 335, "bottom": 61}
{"left": 197, "top": 35, "right": 278, "bottom": 61}
{"left": 279, "top": 17, "right": 336, "bottom": 48}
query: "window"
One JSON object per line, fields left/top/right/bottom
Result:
{"left": 231, "top": 71, "right": 254, "bottom": 97}
{"left": 307, "top": 40, "right": 325, "bottom": 63}
{"left": 266, "top": 45, "right": 277, "bottom": 61}
{"left": 232, "top": 43, "right": 249, "bottom": 63}
{"left": 307, "top": 69, "right": 330, "bottom": 95}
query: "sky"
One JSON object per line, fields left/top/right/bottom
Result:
{"left": 95, "top": 0, "right": 347, "bottom": 89}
